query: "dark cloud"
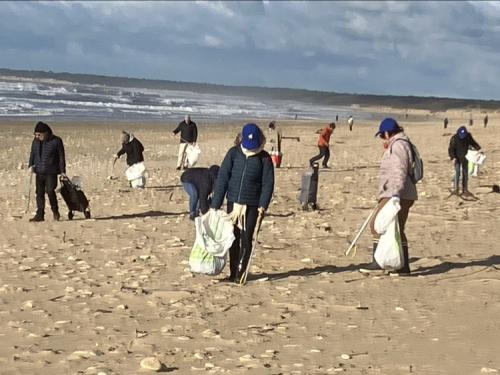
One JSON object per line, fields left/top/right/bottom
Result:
{"left": 0, "top": 1, "right": 499, "bottom": 99}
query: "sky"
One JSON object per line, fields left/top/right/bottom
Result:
{"left": 1, "top": 1, "right": 500, "bottom": 100}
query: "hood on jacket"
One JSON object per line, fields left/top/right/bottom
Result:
{"left": 34, "top": 121, "right": 52, "bottom": 135}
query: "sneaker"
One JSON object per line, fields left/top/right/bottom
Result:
{"left": 176, "top": 166, "right": 181, "bottom": 171}
{"left": 29, "top": 214, "right": 44, "bottom": 222}
{"left": 53, "top": 211, "right": 61, "bottom": 221}
{"left": 322, "top": 165, "right": 331, "bottom": 169}
{"left": 189, "top": 213, "right": 196, "bottom": 221}
{"left": 359, "top": 261, "right": 383, "bottom": 274}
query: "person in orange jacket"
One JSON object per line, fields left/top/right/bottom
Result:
{"left": 309, "top": 122, "right": 335, "bottom": 168}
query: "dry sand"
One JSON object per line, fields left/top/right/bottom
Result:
{"left": 0, "top": 111, "right": 499, "bottom": 374}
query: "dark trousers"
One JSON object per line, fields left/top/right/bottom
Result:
{"left": 35, "top": 174, "right": 59, "bottom": 216}
{"left": 227, "top": 203, "right": 259, "bottom": 280}
{"left": 309, "top": 146, "right": 330, "bottom": 167}
{"left": 454, "top": 160, "right": 468, "bottom": 192}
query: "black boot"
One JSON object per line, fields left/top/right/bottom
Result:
{"left": 394, "top": 243, "right": 410, "bottom": 275}
{"left": 359, "top": 241, "right": 383, "bottom": 273}
{"left": 29, "top": 212, "right": 44, "bottom": 222}
{"left": 52, "top": 208, "right": 60, "bottom": 221}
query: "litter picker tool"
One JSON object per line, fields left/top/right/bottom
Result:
{"left": 25, "top": 171, "right": 33, "bottom": 214}
{"left": 239, "top": 211, "right": 265, "bottom": 285}
{"left": 345, "top": 206, "right": 377, "bottom": 257}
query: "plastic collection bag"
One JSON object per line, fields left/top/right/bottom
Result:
{"left": 465, "top": 150, "right": 486, "bottom": 165}
{"left": 189, "top": 210, "right": 235, "bottom": 276}
{"left": 374, "top": 197, "right": 403, "bottom": 270}
{"left": 186, "top": 144, "right": 201, "bottom": 167}
{"left": 125, "top": 162, "right": 147, "bottom": 188}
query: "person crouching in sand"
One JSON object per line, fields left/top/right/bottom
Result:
{"left": 360, "top": 118, "right": 417, "bottom": 275}
{"left": 181, "top": 165, "right": 220, "bottom": 221}
{"left": 211, "top": 123, "right": 274, "bottom": 283}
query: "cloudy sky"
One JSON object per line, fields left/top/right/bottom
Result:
{"left": 1, "top": 1, "right": 500, "bottom": 100}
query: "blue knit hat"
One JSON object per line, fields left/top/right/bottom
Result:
{"left": 457, "top": 126, "right": 468, "bottom": 140}
{"left": 241, "top": 123, "right": 261, "bottom": 150}
{"left": 375, "top": 118, "right": 400, "bottom": 137}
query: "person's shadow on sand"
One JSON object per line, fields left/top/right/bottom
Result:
{"left": 250, "top": 255, "right": 500, "bottom": 281}
{"left": 95, "top": 210, "right": 184, "bottom": 220}
{"left": 250, "top": 262, "right": 373, "bottom": 282}
{"left": 411, "top": 255, "right": 500, "bottom": 277}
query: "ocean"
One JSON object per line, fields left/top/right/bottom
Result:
{"left": 0, "top": 74, "right": 371, "bottom": 122}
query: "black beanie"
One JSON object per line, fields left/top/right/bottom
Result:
{"left": 34, "top": 121, "right": 51, "bottom": 134}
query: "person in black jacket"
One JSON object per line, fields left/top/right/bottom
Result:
{"left": 211, "top": 123, "right": 274, "bottom": 283}
{"left": 173, "top": 115, "right": 198, "bottom": 170}
{"left": 181, "top": 165, "right": 220, "bottom": 220}
{"left": 448, "top": 126, "right": 481, "bottom": 197}
{"left": 114, "top": 131, "right": 144, "bottom": 167}
{"left": 28, "top": 121, "right": 66, "bottom": 222}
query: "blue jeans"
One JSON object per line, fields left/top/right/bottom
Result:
{"left": 182, "top": 182, "right": 199, "bottom": 216}
{"left": 454, "top": 161, "right": 468, "bottom": 191}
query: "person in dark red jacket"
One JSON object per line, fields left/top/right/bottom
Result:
{"left": 309, "top": 122, "right": 335, "bottom": 168}
{"left": 28, "top": 121, "right": 66, "bottom": 222}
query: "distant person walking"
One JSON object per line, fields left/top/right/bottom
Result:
{"left": 347, "top": 115, "right": 354, "bottom": 131}
{"left": 483, "top": 114, "right": 488, "bottom": 128}
{"left": 469, "top": 113, "right": 473, "bottom": 126}
{"left": 181, "top": 165, "right": 220, "bottom": 220}
{"left": 211, "top": 123, "right": 274, "bottom": 283}
{"left": 28, "top": 121, "right": 66, "bottom": 222}
{"left": 267, "top": 121, "right": 282, "bottom": 154}
{"left": 173, "top": 115, "right": 198, "bottom": 170}
{"left": 448, "top": 126, "right": 481, "bottom": 197}
{"left": 444, "top": 117, "right": 449, "bottom": 129}
{"left": 336, "top": 114, "right": 339, "bottom": 122}
{"left": 360, "top": 118, "right": 418, "bottom": 275}
{"left": 309, "top": 122, "right": 335, "bottom": 168}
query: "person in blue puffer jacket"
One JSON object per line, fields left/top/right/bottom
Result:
{"left": 211, "top": 123, "right": 274, "bottom": 283}
{"left": 28, "top": 121, "right": 67, "bottom": 222}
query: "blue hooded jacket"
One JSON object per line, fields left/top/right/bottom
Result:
{"left": 211, "top": 145, "right": 274, "bottom": 209}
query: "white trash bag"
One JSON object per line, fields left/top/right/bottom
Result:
{"left": 465, "top": 149, "right": 486, "bottom": 165}
{"left": 185, "top": 144, "right": 201, "bottom": 168}
{"left": 189, "top": 210, "right": 235, "bottom": 275}
{"left": 125, "top": 162, "right": 147, "bottom": 188}
{"left": 374, "top": 197, "right": 403, "bottom": 271}
{"left": 466, "top": 149, "right": 486, "bottom": 177}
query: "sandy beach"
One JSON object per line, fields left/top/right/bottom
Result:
{"left": 0, "top": 110, "right": 499, "bottom": 374}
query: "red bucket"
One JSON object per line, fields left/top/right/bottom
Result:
{"left": 271, "top": 151, "right": 283, "bottom": 168}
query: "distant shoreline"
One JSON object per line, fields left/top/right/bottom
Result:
{"left": 2, "top": 67, "right": 500, "bottom": 111}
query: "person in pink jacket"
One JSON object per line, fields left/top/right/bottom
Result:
{"left": 360, "top": 118, "right": 418, "bottom": 275}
